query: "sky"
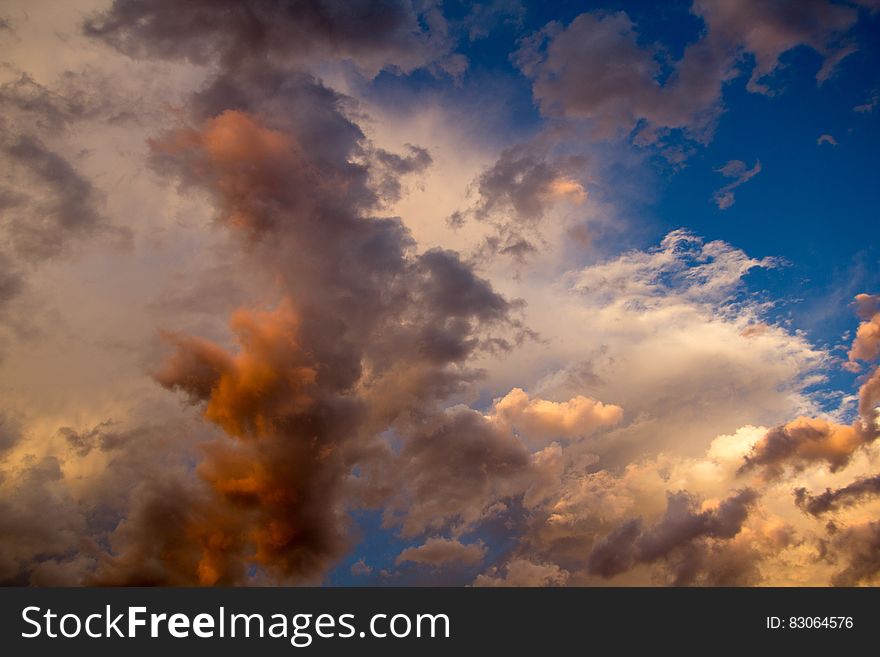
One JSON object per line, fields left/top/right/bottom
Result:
{"left": 0, "top": 0, "right": 879, "bottom": 587}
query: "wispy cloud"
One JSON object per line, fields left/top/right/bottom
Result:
{"left": 712, "top": 160, "right": 762, "bottom": 209}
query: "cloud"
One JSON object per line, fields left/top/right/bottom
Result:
{"left": 371, "top": 144, "right": 432, "bottom": 204}
{"left": 350, "top": 558, "right": 372, "bottom": 576}
{"left": 490, "top": 387, "right": 622, "bottom": 446}
{"left": 586, "top": 488, "right": 759, "bottom": 583}
{"left": 0, "top": 412, "right": 22, "bottom": 453}
{"left": 830, "top": 521, "right": 880, "bottom": 585}
{"left": 1, "top": 0, "right": 876, "bottom": 589}
{"left": 848, "top": 296, "right": 880, "bottom": 363}
{"left": 712, "top": 159, "right": 761, "bottom": 210}
{"left": 462, "top": 0, "right": 526, "bottom": 41}
{"left": 384, "top": 406, "right": 544, "bottom": 538}
{"left": 84, "top": 0, "right": 458, "bottom": 80}
{"left": 74, "top": 0, "right": 520, "bottom": 585}
{"left": 854, "top": 293, "right": 880, "bottom": 320}
{"left": 817, "top": 134, "right": 838, "bottom": 146}
{"left": 739, "top": 365, "right": 880, "bottom": 478}
{"left": 693, "top": 0, "right": 858, "bottom": 93}
{"left": 471, "top": 142, "right": 587, "bottom": 225}
{"left": 0, "top": 456, "right": 89, "bottom": 585}
{"left": 473, "top": 558, "right": 569, "bottom": 586}
{"left": 854, "top": 90, "right": 879, "bottom": 113}
{"left": 451, "top": 136, "right": 590, "bottom": 262}
{"left": 0, "top": 70, "right": 137, "bottom": 347}
{"left": 794, "top": 473, "right": 880, "bottom": 516}
{"left": 396, "top": 537, "right": 486, "bottom": 566}
{"left": 515, "top": 1, "right": 857, "bottom": 143}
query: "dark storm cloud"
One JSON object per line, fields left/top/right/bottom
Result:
{"left": 0, "top": 456, "right": 88, "bottom": 585}
{"left": 585, "top": 517, "right": 641, "bottom": 578}
{"left": 0, "top": 254, "right": 24, "bottom": 311}
{"left": 586, "top": 488, "right": 759, "bottom": 582}
{"left": 84, "top": 0, "right": 457, "bottom": 78}
{"left": 0, "top": 412, "right": 22, "bottom": 453}
{"left": 384, "top": 407, "right": 535, "bottom": 538}
{"left": 79, "top": 1, "right": 518, "bottom": 585}
{"left": 794, "top": 474, "right": 880, "bottom": 516}
{"left": 830, "top": 521, "right": 880, "bottom": 585}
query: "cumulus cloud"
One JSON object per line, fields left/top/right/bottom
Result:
{"left": 739, "top": 367, "right": 880, "bottom": 478}
{"left": 515, "top": 1, "right": 857, "bottom": 143}
{"left": 384, "top": 406, "right": 544, "bottom": 538}
{"left": 473, "top": 558, "right": 569, "bottom": 586}
{"left": 490, "top": 387, "right": 622, "bottom": 446}
{"left": 350, "top": 558, "right": 372, "bottom": 576}
{"left": 586, "top": 488, "right": 759, "bottom": 584}
{"left": 65, "top": 0, "right": 526, "bottom": 585}
{"left": 396, "top": 537, "right": 486, "bottom": 566}
{"left": 0, "top": 456, "right": 89, "bottom": 585}
{"left": 830, "top": 521, "right": 880, "bottom": 585}
{"left": 1, "top": 0, "right": 876, "bottom": 589}
{"left": 712, "top": 159, "right": 761, "bottom": 210}
{"left": 848, "top": 295, "right": 880, "bottom": 364}
{"left": 737, "top": 294, "right": 880, "bottom": 480}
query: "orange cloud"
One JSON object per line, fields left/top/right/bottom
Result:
{"left": 741, "top": 365, "right": 880, "bottom": 478}
{"left": 156, "top": 299, "right": 316, "bottom": 439}
{"left": 491, "top": 387, "right": 622, "bottom": 444}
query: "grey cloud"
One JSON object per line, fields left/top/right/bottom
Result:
{"left": 0, "top": 253, "right": 24, "bottom": 311}
{"left": 585, "top": 517, "right": 641, "bottom": 578}
{"left": 515, "top": 1, "right": 858, "bottom": 144}
{"left": 385, "top": 407, "right": 534, "bottom": 538}
{"left": 586, "top": 488, "right": 759, "bottom": 582}
{"left": 372, "top": 144, "right": 432, "bottom": 203}
{"left": 0, "top": 135, "right": 106, "bottom": 262}
{"left": 0, "top": 456, "right": 89, "bottom": 585}
{"left": 472, "top": 144, "right": 585, "bottom": 224}
{"left": 0, "top": 70, "right": 134, "bottom": 301}
{"left": 694, "top": 0, "right": 858, "bottom": 93}
{"left": 794, "top": 474, "right": 880, "bottom": 516}
{"left": 76, "top": 0, "right": 518, "bottom": 584}
{"left": 84, "top": 0, "right": 456, "bottom": 79}
{"left": 456, "top": 138, "right": 588, "bottom": 262}
{"left": 0, "top": 415, "right": 205, "bottom": 585}
{"left": 58, "top": 419, "right": 135, "bottom": 458}
{"left": 0, "top": 412, "right": 22, "bottom": 453}
{"left": 830, "top": 521, "right": 880, "bottom": 585}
